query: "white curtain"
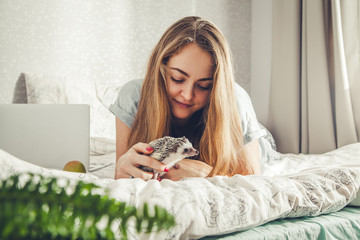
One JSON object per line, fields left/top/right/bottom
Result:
{"left": 268, "top": 0, "right": 360, "bottom": 154}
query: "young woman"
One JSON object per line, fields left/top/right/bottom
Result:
{"left": 110, "top": 16, "right": 267, "bottom": 181}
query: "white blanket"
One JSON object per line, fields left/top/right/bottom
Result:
{"left": 1, "top": 143, "right": 360, "bottom": 240}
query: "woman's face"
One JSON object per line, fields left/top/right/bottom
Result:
{"left": 166, "top": 43, "right": 214, "bottom": 126}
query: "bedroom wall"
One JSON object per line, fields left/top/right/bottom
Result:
{"left": 0, "top": 0, "right": 253, "bottom": 104}
{"left": 250, "top": 0, "right": 273, "bottom": 128}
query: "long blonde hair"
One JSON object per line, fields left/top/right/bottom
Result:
{"left": 129, "top": 16, "right": 253, "bottom": 176}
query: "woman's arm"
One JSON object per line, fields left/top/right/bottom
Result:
{"left": 115, "top": 117, "right": 168, "bottom": 180}
{"left": 240, "top": 139, "right": 261, "bottom": 175}
{"left": 115, "top": 117, "right": 131, "bottom": 162}
{"left": 162, "top": 140, "right": 261, "bottom": 181}
{"left": 161, "top": 159, "right": 213, "bottom": 181}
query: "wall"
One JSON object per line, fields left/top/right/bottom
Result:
{"left": 250, "top": 0, "right": 273, "bottom": 127}
{"left": 0, "top": 0, "right": 251, "bottom": 104}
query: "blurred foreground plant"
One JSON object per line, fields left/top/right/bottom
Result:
{"left": 0, "top": 173, "right": 175, "bottom": 239}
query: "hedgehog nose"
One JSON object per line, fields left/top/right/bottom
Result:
{"left": 195, "top": 149, "right": 199, "bottom": 155}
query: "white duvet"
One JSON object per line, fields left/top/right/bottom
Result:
{"left": 1, "top": 143, "right": 360, "bottom": 240}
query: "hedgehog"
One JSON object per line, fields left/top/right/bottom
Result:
{"left": 141, "top": 136, "right": 198, "bottom": 179}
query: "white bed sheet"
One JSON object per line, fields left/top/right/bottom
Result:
{"left": 1, "top": 142, "right": 360, "bottom": 239}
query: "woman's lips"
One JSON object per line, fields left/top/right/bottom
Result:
{"left": 174, "top": 99, "right": 193, "bottom": 108}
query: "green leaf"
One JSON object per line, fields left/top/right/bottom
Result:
{"left": 0, "top": 173, "right": 175, "bottom": 239}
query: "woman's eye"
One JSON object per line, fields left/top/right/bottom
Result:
{"left": 198, "top": 84, "right": 212, "bottom": 91}
{"left": 171, "top": 77, "right": 184, "bottom": 83}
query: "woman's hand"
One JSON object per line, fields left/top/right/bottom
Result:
{"left": 161, "top": 159, "right": 213, "bottom": 181}
{"left": 115, "top": 142, "right": 168, "bottom": 180}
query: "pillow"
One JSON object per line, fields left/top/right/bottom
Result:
{"left": 12, "top": 73, "right": 28, "bottom": 103}
{"left": 25, "top": 73, "right": 69, "bottom": 103}
{"left": 24, "top": 73, "right": 122, "bottom": 154}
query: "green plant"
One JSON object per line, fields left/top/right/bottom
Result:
{"left": 0, "top": 173, "right": 175, "bottom": 239}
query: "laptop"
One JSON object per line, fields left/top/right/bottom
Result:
{"left": 0, "top": 104, "right": 90, "bottom": 171}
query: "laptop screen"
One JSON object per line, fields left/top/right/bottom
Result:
{"left": 0, "top": 104, "right": 90, "bottom": 170}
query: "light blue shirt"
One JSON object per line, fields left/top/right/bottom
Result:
{"left": 109, "top": 79, "right": 277, "bottom": 165}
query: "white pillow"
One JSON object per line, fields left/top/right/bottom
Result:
{"left": 24, "top": 73, "right": 122, "bottom": 154}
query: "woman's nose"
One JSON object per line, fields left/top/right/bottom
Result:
{"left": 181, "top": 83, "right": 194, "bottom": 100}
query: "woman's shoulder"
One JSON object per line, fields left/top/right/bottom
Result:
{"left": 109, "top": 79, "right": 144, "bottom": 127}
{"left": 233, "top": 82, "right": 262, "bottom": 138}
{"left": 234, "top": 82, "right": 254, "bottom": 111}
{"left": 234, "top": 82, "right": 250, "bottom": 98}
{"left": 116, "top": 79, "right": 143, "bottom": 103}
{"left": 121, "top": 78, "right": 143, "bottom": 94}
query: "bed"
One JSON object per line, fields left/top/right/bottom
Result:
{"left": 2, "top": 73, "right": 360, "bottom": 239}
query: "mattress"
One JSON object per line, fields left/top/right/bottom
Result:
{"left": 201, "top": 206, "right": 360, "bottom": 239}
